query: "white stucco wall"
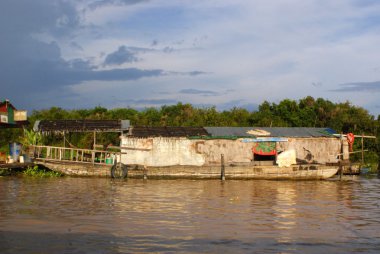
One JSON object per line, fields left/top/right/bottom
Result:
{"left": 277, "top": 138, "right": 343, "bottom": 164}
{"left": 120, "top": 136, "right": 344, "bottom": 166}
{"left": 121, "top": 137, "right": 205, "bottom": 166}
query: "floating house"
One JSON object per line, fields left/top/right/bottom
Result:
{"left": 121, "top": 126, "right": 347, "bottom": 166}
{"left": 0, "top": 100, "right": 28, "bottom": 128}
{"left": 32, "top": 121, "right": 351, "bottom": 179}
{"left": 119, "top": 126, "right": 348, "bottom": 179}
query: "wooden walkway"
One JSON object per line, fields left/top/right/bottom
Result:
{"left": 30, "top": 145, "right": 126, "bottom": 165}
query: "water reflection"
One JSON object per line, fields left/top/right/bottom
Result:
{"left": 0, "top": 177, "right": 380, "bottom": 253}
{"left": 273, "top": 185, "right": 297, "bottom": 245}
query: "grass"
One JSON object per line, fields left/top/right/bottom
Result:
{"left": 23, "top": 165, "right": 63, "bottom": 177}
{"left": 0, "top": 168, "right": 11, "bottom": 176}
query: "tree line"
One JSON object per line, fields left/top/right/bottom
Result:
{"left": 1, "top": 96, "right": 379, "bottom": 168}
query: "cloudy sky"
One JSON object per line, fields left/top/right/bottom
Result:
{"left": 2, "top": 0, "right": 380, "bottom": 116}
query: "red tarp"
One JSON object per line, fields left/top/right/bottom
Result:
{"left": 252, "top": 142, "right": 277, "bottom": 156}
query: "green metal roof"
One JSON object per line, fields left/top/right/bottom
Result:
{"left": 204, "top": 127, "right": 337, "bottom": 138}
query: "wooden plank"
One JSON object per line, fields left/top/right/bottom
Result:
{"left": 333, "top": 134, "right": 376, "bottom": 139}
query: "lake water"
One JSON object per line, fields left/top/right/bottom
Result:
{"left": 1, "top": 175, "right": 380, "bottom": 253}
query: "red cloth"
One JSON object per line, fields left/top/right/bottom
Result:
{"left": 347, "top": 133, "right": 354, "bottom": 152}
{"left": 252, "top": 142, "right": 277, "bottom": 156}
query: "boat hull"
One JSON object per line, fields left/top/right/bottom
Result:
{"left": 35, "top": 159, "right": 338, "bottom": 180}
{"left": 126, "top": 164, "right": 339, "bottom": 180}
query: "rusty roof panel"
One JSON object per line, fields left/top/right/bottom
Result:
{"left": 204, "top": 127, "right": 337, "bottom": 137}
{"left": 130, "top": 126, "right": 208, "bottom": 137}
{"left": 35, "top": 120, "right": 127, "bottom": 132}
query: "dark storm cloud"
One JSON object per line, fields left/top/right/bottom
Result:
{"left": 104, "top": 46, "right": 139, "bottom": 66}
{"left": 87, "top": 68, "right": 164, "bottom": 81}
{"left": 0, "top": 0, "right": 212, "bottom": 114}
{"left": 0, "top": 0, "right": 79, "bottom": 36}
{"left": 0, "top": 0, "right": 80, "bottom": 98}
{"left": 179, "top": 89, "right": 219, "bottom": 96}
{"left": 0, "top": 0, "right": 205, "bottom": 110}
{"left": 68, "top": 59, "right": 95, "bottom": 70}
{"left": 331, "top": 81, "right": 380, "bottom": 92}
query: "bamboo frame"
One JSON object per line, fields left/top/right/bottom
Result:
{"left": 30, "top": 145, "right": 127, "bottom": 165}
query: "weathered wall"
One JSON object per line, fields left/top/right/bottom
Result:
{"left": 121, "top": 136, "right": 345, "bottom": 167}
{"left": 195, "top": 139, "right": 253, "bottom": 164}
{"left": 121, "top": 137, "right": 205, "bottom": 166}
{"left": 277, "top": 138, "right": 344, "bottom": 164}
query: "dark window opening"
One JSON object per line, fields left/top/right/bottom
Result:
{"left": 254, "top": 154, "right": 276, "bottom": 161}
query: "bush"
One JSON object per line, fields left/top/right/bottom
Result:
{"left": 23, "top": 165, "right": 63, "bottom": 177}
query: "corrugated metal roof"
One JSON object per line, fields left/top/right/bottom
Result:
{"left": 35, "top": 120, "right": 128, "bottom": 132}
{"left": 129, "top": 126, "right": 337, "bottom": 138}
{"left": 204, "top": 127, "right": 337, "bottom": 138}
{"left": 130, "top": 126, "right": 208, "bottom": 137}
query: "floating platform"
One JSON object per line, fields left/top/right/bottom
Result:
{"left": 0, "top": 162, "right": 35, "bottom": 175}
{"left": 0, "top": 162, "right": 35, "bottom": 169}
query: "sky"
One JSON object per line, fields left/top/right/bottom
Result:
{"left": 1, "top": 0, "right": 380, "bottom": 117}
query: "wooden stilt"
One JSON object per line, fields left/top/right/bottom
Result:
{"left": 221, "top": 154, "right": 225, "bottom": 181}
{"left": 361, "top": 133, "right": 364, "bottom": 165}
{"left": 340, "top": 133, "right": 343, "bottom": 181}
{"left": 93, "top": 131, "right": 96, "bottom": 149}
{"left": 143, "top": 166, "right": 147, "bottom": 180}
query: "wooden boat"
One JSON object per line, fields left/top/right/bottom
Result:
{"left": 33, "top": 158, "right": 338, "bottom": 180}
{"left": 124, "top": 163, "right": 339, "bottom": 180}
{"left": 29, "top": 145, "right": 339, "bottom": 180}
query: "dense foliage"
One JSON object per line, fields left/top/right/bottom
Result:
{"left": 1, "top": 96, "right": 379, "bottom": 169}
{"left": 23, "top": 165, "right": 63, "bottom": 177}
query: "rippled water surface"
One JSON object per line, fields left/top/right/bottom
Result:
{"left": 1, "top": 175, "right": 380, "bottom": 253}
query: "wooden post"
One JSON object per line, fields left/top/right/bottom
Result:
{"left": 143, "top": 165, "right": 147, "bottom": 180}
{"left": 92, "top": 151, "right": 95, "bottom": 165}
{"left": 361, "top": 133, "right": 364, "bottom": 165}
{"left": 221, "top": 154, "right": 225, "bottom": 181}
{"left": 93, "top": 131, "right": 96, "bottom": 149}
{"left": 340, "top": 134, "right": 343, "bottom": 180}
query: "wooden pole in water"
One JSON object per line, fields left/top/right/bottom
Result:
{"left": 221, "top": 154, "right": 225, "bottom": 181}
{"left": 340, "top": 133, "right": 343, "bottom": 180}
{"left": 361, "top": 133, "right": 364, "bottom": 165}
{"left": 143, "top": 165, "right": 147, "bottom": 180}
